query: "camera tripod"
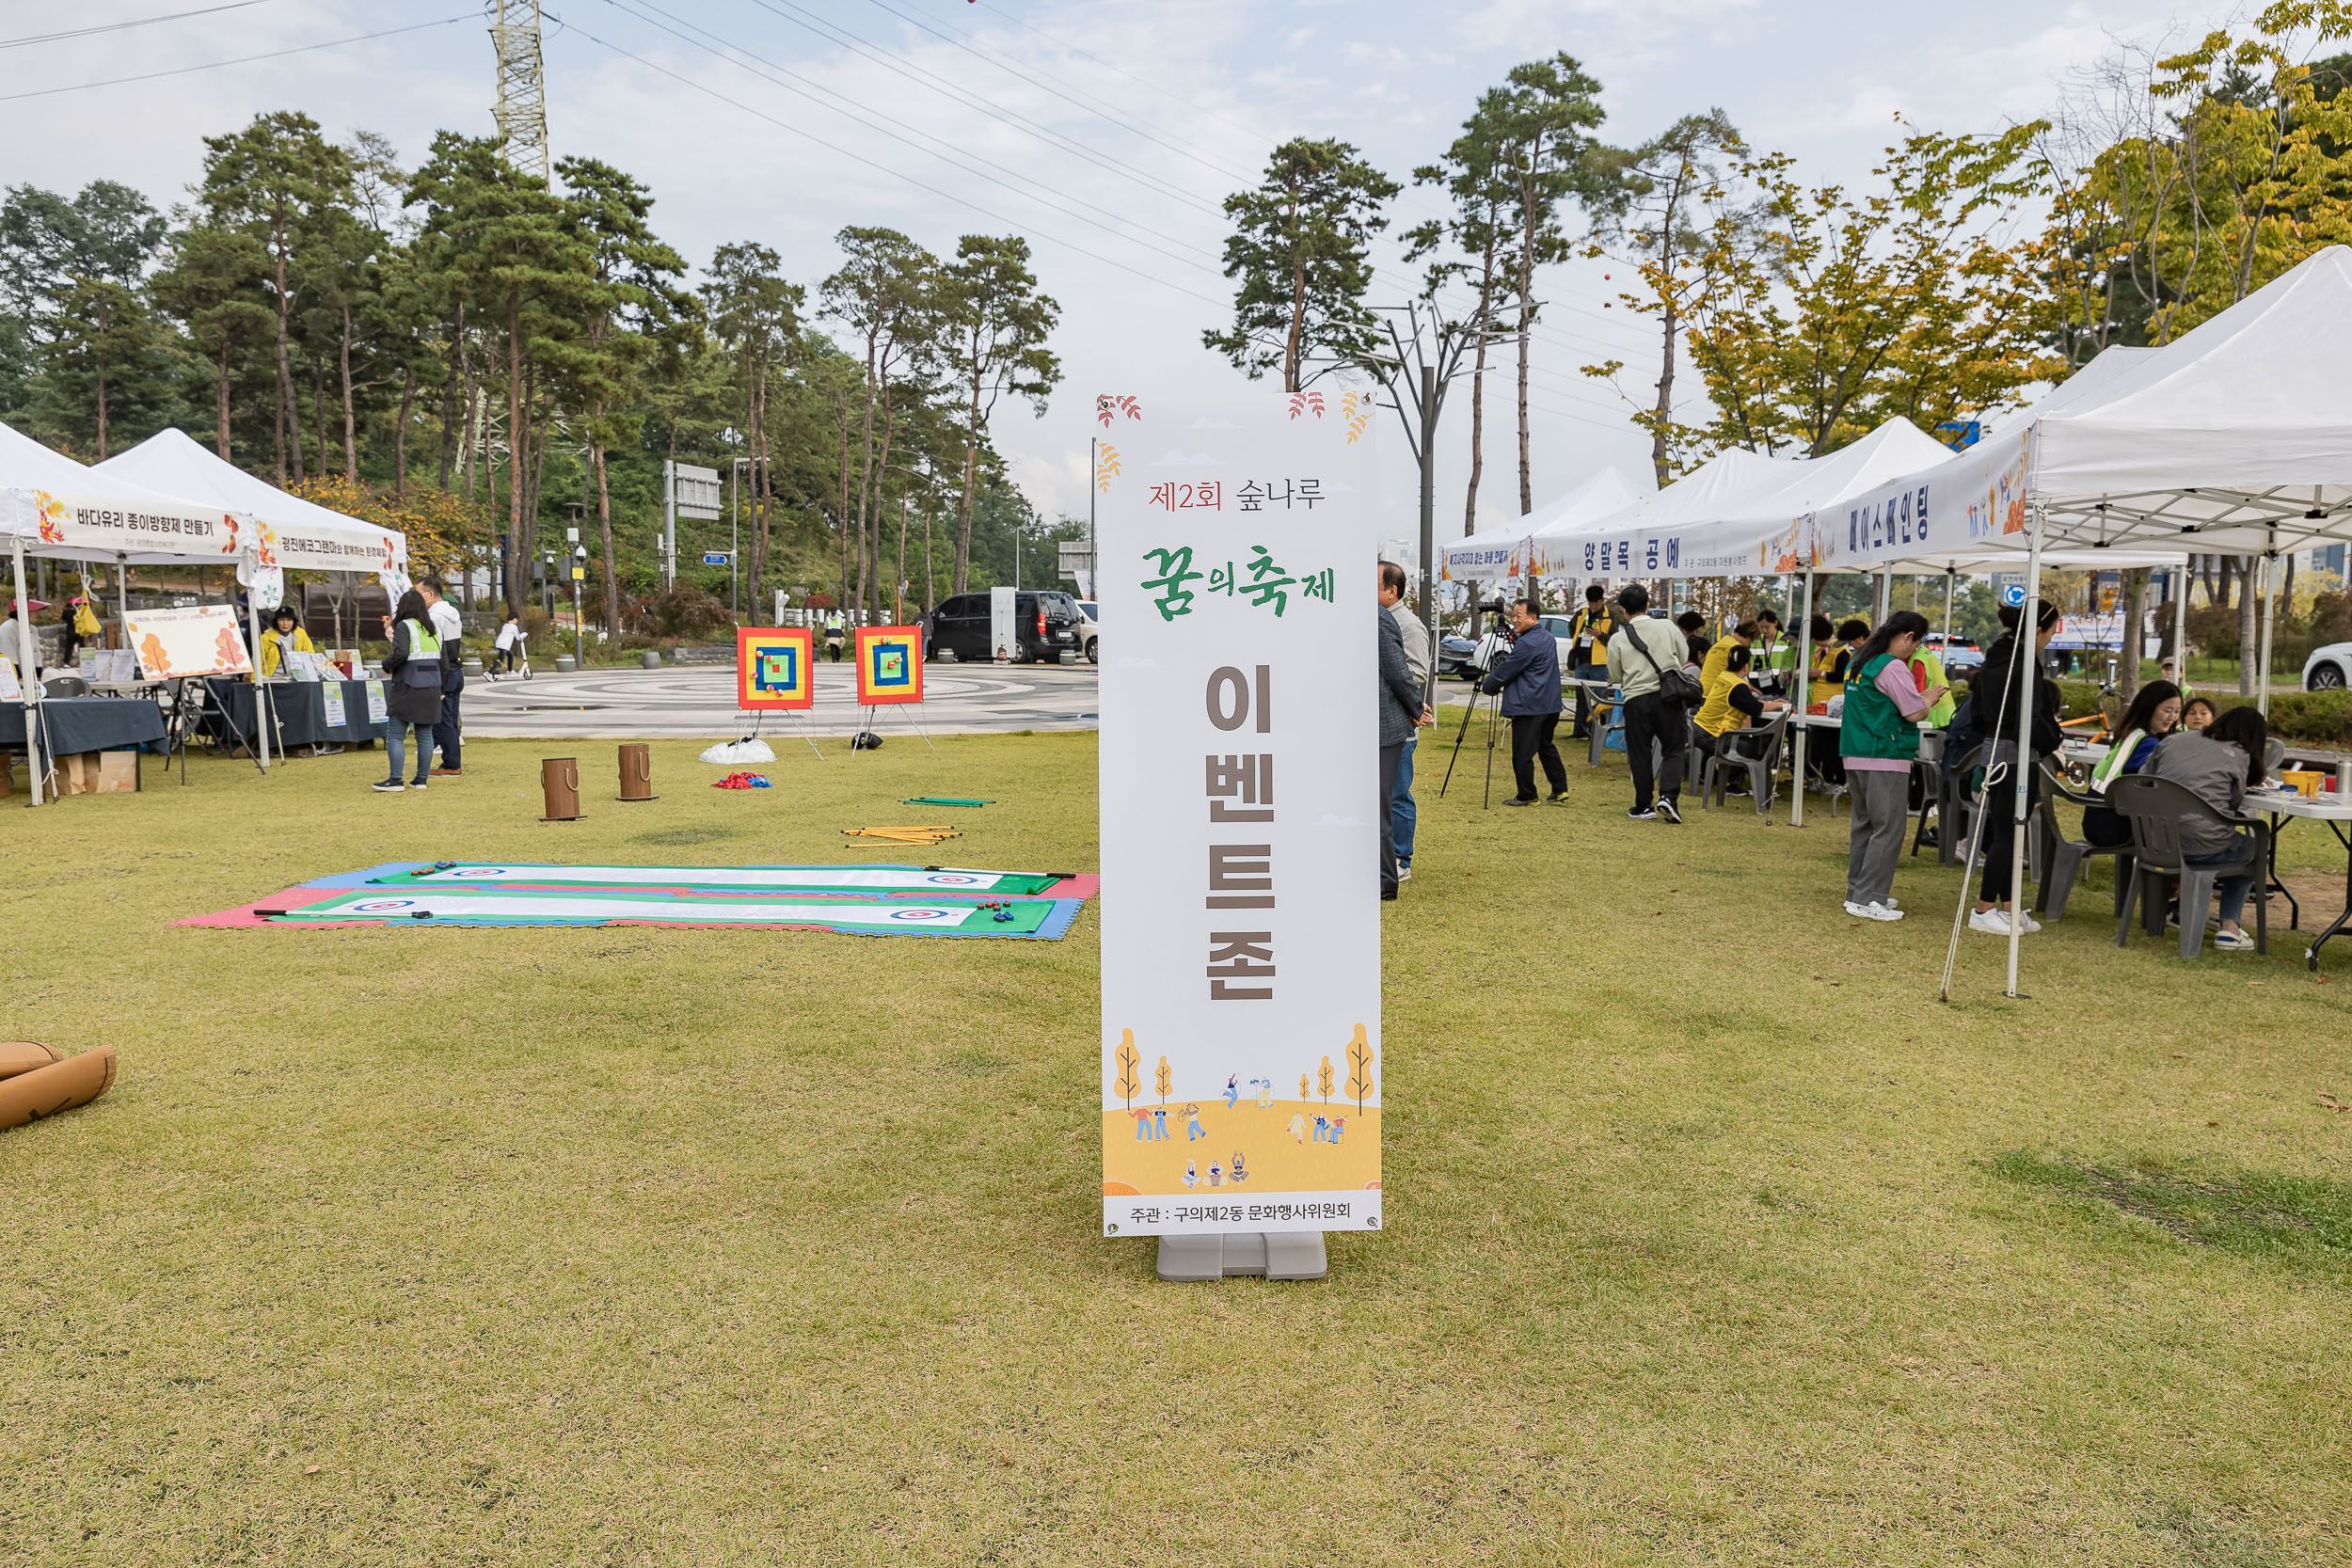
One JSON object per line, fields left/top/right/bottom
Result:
{"left": 1438, "top": 610, "right": 1513, "bottom": 809}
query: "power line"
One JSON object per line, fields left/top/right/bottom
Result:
{"left": 590, "top": 0, "right": 1230, "bottom": 277}
{"left": 0, "top": 0, "right": 281, "bottom": 51}
{"left": 548, "top": 9, "right": 1229, "bottom": 308}
{"left": 0, "top": 12, "right": 473, "bottom": 103}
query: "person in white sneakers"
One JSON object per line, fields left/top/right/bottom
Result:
{"left": 1970, "top": 596, "right": 2063, "bottom": 936}
{"left": 1839, "top": 610, "right": 1943, "bottom": 921}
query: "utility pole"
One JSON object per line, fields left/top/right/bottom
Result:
{"left": 489, "top": 0, "right": 550, "bottom": 182}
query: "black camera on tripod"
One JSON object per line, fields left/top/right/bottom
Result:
{"left": 1466, "top": 598, "right": 1516, "bottom": 676}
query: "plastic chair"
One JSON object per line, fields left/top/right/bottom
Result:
{"left": 2031, "top": 760, "right": 2133, "bottom": 922}
{"left": 2108, "top": 773, "right": 2268, "bottom": 958}
{"left": 41, "top": 675, "right": 88, "bottom": 698}
{"left": 1701, "top": 708, "right": 1789, "bottom": 815}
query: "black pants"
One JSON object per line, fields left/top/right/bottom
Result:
{"left": 434, "top": 687, "right": 462, "bottom": 770}
{"left": 1378, "top": 741, "right": 1404, "bottom": 895}
{"left": 1508, "top": 713, "right": 1567, "bottom": 801}
{"left": 1622, "top": 692, "right": 1686, "bottom": 809}
{"left": 1978, "top": 763, "right": 2040, "bottom": 903}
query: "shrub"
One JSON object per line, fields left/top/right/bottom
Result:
{"left": 644, "top": 585, "right": 735, "bottom": 641}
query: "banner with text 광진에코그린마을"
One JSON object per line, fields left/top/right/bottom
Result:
{"left": 1096, "top": 390, "right": 1382, "bottom": 1239}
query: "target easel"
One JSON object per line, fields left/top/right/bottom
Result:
{"left": 850, "top": 626, "right": 935, "bottom": 754}
{"left": 735, "top": 626, "right": 825, "bottom": 757}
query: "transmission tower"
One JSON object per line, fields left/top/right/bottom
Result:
{"left": 489, "top": 0, "right": 550, "bottom": 183}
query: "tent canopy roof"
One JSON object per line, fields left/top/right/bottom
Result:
{"left": 1438, "top": 466, "right": 1646, "bottom": 578}
{"left": 96, "top": 428, "right": 405, "bottom": 571}
{"left": 0, "top": 420, "right": 250, "bottom": 563}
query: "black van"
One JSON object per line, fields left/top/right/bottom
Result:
{"left": 926, "top": 591, "right": 1085, "bottom": 662}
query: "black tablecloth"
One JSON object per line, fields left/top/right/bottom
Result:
{"left": 205, "top": 679, "right": 384, "bottom": 746}
{"left": 0, "top": 696, "right": 168, "bottom": 753}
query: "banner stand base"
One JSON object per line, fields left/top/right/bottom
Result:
{"left": 1156, "top": 1230, "right": 1327, "bottom": 1283}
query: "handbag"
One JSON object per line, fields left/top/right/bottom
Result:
{"left": 1619, "top": 618, "right": 1704, "bottom": 705}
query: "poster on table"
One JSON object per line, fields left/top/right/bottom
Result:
{"left": 852, "top": 626, "right": 924, "bottom": 705}
{"left": 736, "top": 626, "right": 816, "bottom": 708}
{"left": 0, "top": 656, "right": 20, "bottom": 704}
{"left": 320, "top": 679, "right": 347, "bottom": 729}
{"left": 363, "top": 680, "right": 388, "bottom": 725}
{"left": 123, "top": 605, "right": 251, "bottom": 679}
{"left": 1095, "top": 389, "right": 1382, "bottom": 1238}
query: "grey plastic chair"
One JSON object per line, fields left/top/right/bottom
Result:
{"left": 40, "top": 675, "right": 88, "bottom": 698}
{"left": 2031, "top": 760, "right": 2133, "bottom": 922}
{"left": 2108, "top": 772, "right": 2268, "bottom": 958}
{"left": 1700, "top": 707, "right": 1789, "bottom": 815}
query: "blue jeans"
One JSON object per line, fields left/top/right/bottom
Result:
{"left": 2185, "top": 837, "right": 2255, "bottom": 926}
{"left": 1391, "top": 737, "right": 1417, "bottom": 863}
{"left": 383, "top": 718, "right": 437, "bottom": 783}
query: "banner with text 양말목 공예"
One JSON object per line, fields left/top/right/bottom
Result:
{"left": 1095, "top": 389, "right": 1382, "bottom": 1239}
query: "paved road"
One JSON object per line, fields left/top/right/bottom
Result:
{"left": 462, "top": 660, "right": 1100, "bottom": 739}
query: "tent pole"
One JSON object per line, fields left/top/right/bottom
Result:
{"left": 1941, "top": 568, "right": 1955, "bottom": 648}
{"left": 2172, "top": 566, "right": 2189, "bottom": 692}
{"left": 245, "top": 573, "right": 271, "bottom": 770}
{"left": 1791, "top": 568, "right": 1815, "bottom": 828}
{"left": 2005, "top": 504, "right": 2047, "bottom": 999}
{"left": 11, "top": 536, "right": 41, "bottom": 807}
{"left": 2257, "top": 540, "right": 2278, "bottom": 720}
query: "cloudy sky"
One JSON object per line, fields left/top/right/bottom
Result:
{"left": 0, "top": 0, "right": 2249, "bottom": 547}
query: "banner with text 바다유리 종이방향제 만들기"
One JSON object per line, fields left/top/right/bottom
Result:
{"left": 1094, "top": 389, "right": 1383, "bottom": 1239}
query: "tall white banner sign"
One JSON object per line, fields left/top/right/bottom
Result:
{"left": 1097, "top": 390, "right": 1382, "bottom": 1238}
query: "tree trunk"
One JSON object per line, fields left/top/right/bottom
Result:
{"left": 956, "top": 356, "right": 981, "bottom": 594}
{"left": 312, "top": 366, "right": 327, "bottom": 481}
{"left": 214, "top": 338, "right": 233, "bottom": 460}
{"left": 93, "top": 354, "right": 109, "bottom": 461}
{"left": 2120, "top": 567, "right": 2150, "bottom": 702}
{"left": 438, "top": 305, "right": 463, "bottom": 492}
{"left": 1651, "top": 297, "right": 1677, "bottom": 488}
{"left": 853, "top": 335, "right": 881, "bottom": 626}
{"left": 869, "top": 383, "right": 900, "bottom": 624}
{"left": 504, "top": 293, "right": 526, "bottom": 616}
{"left": 272, "top": 210, "right": 303, "bottom": 484}
{"left": 339, "top": 301, "right": 358, "bottom": 481}
{"left": 594, "top": 439, "right": 620, "bottom": 638}
{"left": 394, "top": 364, "right": 416, "bottom": 500}
{"left": 1516, "top": 159, "right": 1540, "bottom": 516}
{"left": 836, "top": 408, "right": 852, "bottom": 607}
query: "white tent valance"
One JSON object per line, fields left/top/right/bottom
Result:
{"left": 1438, "top": 466, "right": 1645, "bottom": 580}
{"left": 0, "top": 421, "right": 245, "bottom": 563}
{"left": 95, "top": 428, "right": 405, "bottom": 574}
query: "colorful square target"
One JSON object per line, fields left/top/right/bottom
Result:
{"left": 736, "top": 626, "right": 816, "bottom": 709}
{"left": 854, "top": 626, "right": 925, "bottom": 705}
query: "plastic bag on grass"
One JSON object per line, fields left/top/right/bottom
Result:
{"left": 699, "top": 737, "right": 775, "bottom": 765}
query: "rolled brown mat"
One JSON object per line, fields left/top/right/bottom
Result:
{"left": 617, "top": 742, "right": 657, "bottom": 801}
{"left": 0, "top": 1045, "right": 115, "bottom": 1132}
{"left": 541, "top": 756, "right": 580, "bottom": 821}
{"left": 0, "top": 1041, "right": 63, "bottom": 1081}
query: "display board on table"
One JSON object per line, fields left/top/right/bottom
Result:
{"left": 124, "top": 605, "right": 251, "bottom": 678}
{"left": 736, "top": 626, "right": 815, "bottom": 709}
{"left": 853, "top": 626, "right": 924, "bottom": 705}
{"left": 1094, "top": 389, "right": 1382, "bottom": 1239}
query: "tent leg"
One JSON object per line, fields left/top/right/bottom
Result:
{"left": 246, "top": 586, "right": 271, "bottom": 770}
{"left": 1941, "top": 568, "right": 1955, "bottom": 648}
{"left": 1790, "top": 570, "right": 1814, "bottom": 828}
{"left": 2257, "top": 542, "right": 2278, "bottom": 719}
{"left": 2172, "top": 566, "right": 2189, "bottom": 692}
{"left": 2005, "top": 506, "right": 2047, "bottom": 1000}
{"left": 11, "top": 537, "right": 40, "bottom": 807}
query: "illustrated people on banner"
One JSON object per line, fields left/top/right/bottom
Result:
{"left": 1184, "top": 1102, "right": 1205, "bottom": 1142}
{"left": 1223, "top": 1074, "right": 1238, "bottom": 1109}
{"left": 1230, "top": 1151, "right": 1249, "bottom": 1185}
{"left": 1182, "top": 1160, "right": 1199, "bottom": 1189}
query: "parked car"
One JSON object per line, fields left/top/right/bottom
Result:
{"left": 1075, "top": 598, "right": 1101, "bottom": 664}
{"left": 2304, "top": 641, "right": 2352, "bottom": 689}
{"left": 1436, "top": 633, "right": 1482, "bottom": 679}
{"left": 925, "top": 590, "right": 1086, "bottom": 663}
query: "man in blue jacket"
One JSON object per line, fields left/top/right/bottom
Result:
{"left": 1481, "top": 597, "right": 1566, "bottom": 806}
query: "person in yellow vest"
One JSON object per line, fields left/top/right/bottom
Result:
{"left": 1692, "top": 643, "right": 1790, "bottom": 781}
{"left": 1906, "top": 642, "right": 1957, "bottom": 729}
{"left": 374, "top": 588, "right": 443, "bottom": 791}
{"left": 258, "top": 605, "right": 315, "bottom": 676}
{"left": 1565, "top": 584, "right": 1613, "bottom": 738}
{"left": 1840, "top": 610, "right": 1945, "bottom": 921}
{"left": 1702, "top": 619, "right": 1758, "bottom": 686}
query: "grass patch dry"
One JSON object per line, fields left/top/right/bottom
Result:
{"left": 2, "top": 730, "right": 2349, "bottom": 1564}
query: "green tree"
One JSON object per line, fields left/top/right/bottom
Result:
{"left": 1406, "top": 119, "right": 1517, "bottom": 532}
{"left": 0, "top": 180, "right": 169, "bottom": 439}
{"left": 150, "top": 225, "right": 271, "bottom": 458}
{"left": 44, "top": 278, "right": 174, "bottom": 457}
{"left": 199, "top": 112, "right": 352, "bottom": 483}
{"left": 820, "top": 227, "right": 938, "bottom": 621}
{"left": 1202, "top": 137, "right": 1398, "bottom": 391}
{"left": 705, "top": 240, "right": 800, "bottom": 613}
{"left": 939, "top": 233, "right": 1059, "bottom": 595}
{"left": 564, "top": 155, "right": 689, "bottom": 635}
{"left": 1481, "top": 55, "right": 1613, "bottom": 512}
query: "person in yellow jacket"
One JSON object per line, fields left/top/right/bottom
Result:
{"left": 1906, "top": 643, "right": 1957, "bottom": 728}
{"left": 1565, "top": 584, "right": 1613, "bottom": 738}
{"left": 1701, "top": 619, "right": 1759, "bottom": 686}
{"left": 258, "top": 605, "right": 315, "bottom": 676}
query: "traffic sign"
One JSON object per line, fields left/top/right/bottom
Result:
{"left": 703, "top": 552, "right": 731, "bottom": 565}
{"left": 2000, "top": 581, "right": 2027, "bottom": 608}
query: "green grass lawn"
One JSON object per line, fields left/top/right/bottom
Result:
{"left": 3, "top": 730, "right": 2348, "bottom": 1564}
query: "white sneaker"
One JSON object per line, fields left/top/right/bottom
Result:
{"left": 1969, "top": 908, "right": 2017, "bottom": 935}
{"left": 1881, "top": 896, "right": 1899, "bottom": 911}
{"left": 1844, "top": 900, "right": 1904, "bottom": 922}
{"left": 1396, "top": 863, "right": 1412, "bottom": 882}
{"left": 2018, "top": 911, "right": 2042, "bottom": 932}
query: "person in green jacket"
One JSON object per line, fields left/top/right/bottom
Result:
{"left": 1840, "top": 610, "right": 1945, "bottom": 921}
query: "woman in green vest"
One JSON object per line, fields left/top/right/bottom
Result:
{"left": 374, "top": 588, "right": 444, "bottom": 792}
{"left": 1839, "top": 610, "right": 1945, "bottom": 921}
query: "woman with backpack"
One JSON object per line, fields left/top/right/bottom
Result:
{"left": 1970, "top": 597, "right": 2065, "bottom": 936}
{"left": 374, "top": 588, "right": 444, "bottom": 792}
{"left": 1839, "top": 611, "right": 1946, "bottom": 921}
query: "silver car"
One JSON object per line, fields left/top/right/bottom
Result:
{"left": 1076, "top": 599, "right": 1101, "bottom": 664}
{"left": 2304, "top": 641, "right": 2352, "bottom": 689}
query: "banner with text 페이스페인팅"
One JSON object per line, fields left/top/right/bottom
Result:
{"left": 1096, "top": 390, "right": 1382, "bottom": 1239}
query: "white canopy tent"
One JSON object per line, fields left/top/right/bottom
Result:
{"left": 97, "top": 427, "right": 406, "bottom": 577}
{"left": 1807, "top": 245, "right": 2352, "bottom": 992}
{"left": 1438, "top": 465, "right": 1646, "bottom": 581}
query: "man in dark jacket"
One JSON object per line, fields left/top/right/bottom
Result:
{"left": 1481, "top": 597, "right": 1567, "bottom": 806}
{"left": 1377, "top": 599, "right": 1426, "bottom": 899}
